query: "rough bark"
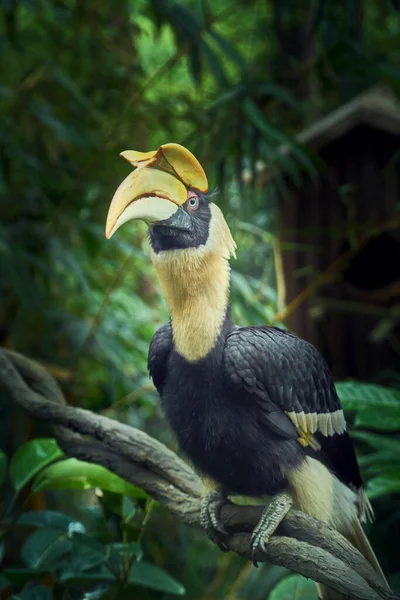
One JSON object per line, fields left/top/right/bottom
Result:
{"left": 0, "top": 348, "right": 398, "bottom": 600}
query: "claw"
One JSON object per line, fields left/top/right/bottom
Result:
{"left": 250, "top": 491, "right": 292, "bottom": 567}
{"left": 200, "top": 489, "right": 230, "bottom": 551}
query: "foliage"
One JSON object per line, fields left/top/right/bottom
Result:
{"left": 0, "top": 439, "right": 184, "bottom": 599}
{"left": 337, "top": 382, "right": 400, "bottom": 433}
{"left": 0, "top": 0, "right": 399, "bottom": 598}
{"left": 337, "top": 381, "right": 400, "bottom": 582}
{"left": 268, "top": 574, "right": 317, "bottom": 600}
{"left": 338, "top": 381, "right": 400, "bottom": 502}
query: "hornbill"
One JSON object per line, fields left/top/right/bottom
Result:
{"left": 105, "top": 143, "right": 387, "bottom": 598}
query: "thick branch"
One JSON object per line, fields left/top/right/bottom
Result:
{"left": 0, "top": 350, "right": 200, "bottom": 498}
{"left": 0, "top": 349, "right": 397, "bottom": 600}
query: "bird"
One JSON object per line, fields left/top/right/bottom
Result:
{"left": 105, "top": 142, "right": 387, "bottom": 598}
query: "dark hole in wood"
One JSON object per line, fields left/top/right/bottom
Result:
{"left": 342, "top": 233, "right": 400, "bottom": 291}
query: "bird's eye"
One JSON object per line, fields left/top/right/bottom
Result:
{"left": 187, "top": 196, "right": 199, "bottom": 211}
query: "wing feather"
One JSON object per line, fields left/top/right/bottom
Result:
{"left": 148, "top": 323, "right": 173, "bottom": 393}
{"left": 224, "top": 326, "right": 344, "bottom": 434}
{"left": 223, "top": 325, "right": 362, "bottom": 489}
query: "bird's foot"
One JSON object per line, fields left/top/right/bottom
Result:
{"left": 200, "top": 489, "right": 230, "bottom": 551}
{"left": 251, "top": 491, "right": 292, "bottom": 567}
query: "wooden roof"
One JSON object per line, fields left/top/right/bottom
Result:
{"left": 297, "top": 85, "right": 400, "bottom": 150}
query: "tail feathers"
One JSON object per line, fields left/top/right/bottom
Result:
{"left": 317, "top": 518, "right": 389, "bottom": 600}
{"left": 347, "top": 518, "right": 388, "bottom": 586}
{"left": 355, "top": 486, "right": 375, "bottom": 524}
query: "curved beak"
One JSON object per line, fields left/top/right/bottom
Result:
{"left": 105, "top": 168, "right": 187, "bottom": 239}
{"left": 105, "top": 142, "right": 208, "bottom": 239}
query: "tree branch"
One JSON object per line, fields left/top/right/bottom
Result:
{"left": 0, "top": 349, "right": 397, "bottom": 600}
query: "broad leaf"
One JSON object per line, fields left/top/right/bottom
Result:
{"left": 57, "top": 535, "right": 109, "bottom": 583}
{"left": 108, "top": 542, "right": 143, "bottom": 560}
{"left": 32, "top": 458, "right": 145, "bottom": 497}
{"left": 11, "top": 584, "right": 52, "bottom": 600}
{"left": 22, "top": 529, "right": 71, "bottom": 568}
{"left": 367, "top": 476, "right": 400, "bottom": 500}
{"left": 336, "top": 381, "right": 400, "bottom": 430}
{"left": 122, "top": 496, "right": 136, "bottom": 522}
{"left": 59, "top": 565, "right": 116, "bottom": 583}
{"left": 9, "top": 439, "right": 63, "bottom": 491}
{"left": 269, "top": 574, "right": 318, "bottom": 600}
{"left": 358, "top": 451, "right": 399, "bottom": 474}
{"left": 70, "top": 532, "right": 106, "bottom": 570}
{"left": 356, "top": 410, "right": 400, "bottom": 431}
{"left": 352, "top": 431, "right": 400, "bottom": 454}
{"left": 69, "top": 586, "right": 111, "bottom": 600}
{"left": 128, "top": 561, "right": 185, "bottom": 595}
{"left": 16, "top": 510, "right": 85, "bottom": 534}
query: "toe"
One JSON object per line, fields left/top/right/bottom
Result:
{"left": 250, "top": 529, "right": 270, "bottom": 567}
{"left": 251, "top": 546, "right": 259, "bottom": 568}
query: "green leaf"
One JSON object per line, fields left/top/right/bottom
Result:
{"left": 199, "top": 38, "right": 228, "bottom": 87}
{"left": 11, "top": 584, "right": 52, "bottom": 600}
{"left": 128, "top": 561, "right": 185, "bottom": 595}
{"left": 336, "top": 382, "right": 400, "bottom": 430}
{"left": 56, "top": 534, "right": 109, "bottom": 584}
{"left": 358, "top": 451, "right": 398, "bottom": 472}
{"left": 355, "top": 409, "right": 400, "bottom": 431}
{"left": 207, "top": 83, "right": 244, "bottom": 109}
{"left": 72, "top": 586, "right": 111, "bottom": 600}
{"left": 367, "top": 475, "right": 400, "bottom": 499}
{"left": 101, "top": 491, "right": 126, "bottom": 516}
{"left": 108, "top": 542, "right": 143, "bottom": 560}
{"left": 352, "top": 431, "right": 400, "bottom": 454}
{"left": 0, "top": 451, "right": 7, "bottom": 487}
{"left": 122, "top": 496, "right": 136, "bottom": 522}
{"left": 208, "top": 31, "right": 246, "bottom": 69}
{"left": 16, "top": 510, "right": 85, "bottom": 533}
{"left": 32, "top": 458, "right": 145, "bottom": 497}
{"left": 243, "top": 97, "right": 317, "bottom": 176}
{"left": 9, "top": 439, "right": 63, "bottom": 491}
{"left": 256, "top": 82, "right": 301, "bottom": 110}
{"left": 21, "top": 529, "right": 71, "bottom": 568}
{"left": 70, "top": 532, "right": 106, "bottom": 570}
{"left": 187, "top": 45, "right": 203, "bottom": 85}
{"left": 59, "top": 565, "right": 116, "bottom": 583}
{"left": 269, "top": 574, "right": 318, "bottom": 600}
{"left": 378, "top": 466, "right": 400, "bottom": 479}
{"left": 336, "top": 381, "right": 400, "bottom": 406}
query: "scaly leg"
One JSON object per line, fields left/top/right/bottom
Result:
{"left": 251, "top": 491, "right": 293, "bottom": 566}
{"left": 200, "top": 488, "right": 230, "bottom": 551}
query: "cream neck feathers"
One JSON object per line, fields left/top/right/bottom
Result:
{"left": 151, "top": 203, "right": 236, "bottom": 361}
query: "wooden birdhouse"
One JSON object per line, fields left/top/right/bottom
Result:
{"left": 278, "top": 86, "right": 400, "bottom": 381}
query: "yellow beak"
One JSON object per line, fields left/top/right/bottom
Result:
{"left": 105, "top": 143, "right": 208, "bottom": 239}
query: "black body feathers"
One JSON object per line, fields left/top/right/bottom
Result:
{"left": 148, "top": 312, "right": 363, "bottom": 496}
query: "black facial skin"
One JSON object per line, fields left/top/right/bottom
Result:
{"left": 148, "top": 191, "right": 211, "bottom": 253}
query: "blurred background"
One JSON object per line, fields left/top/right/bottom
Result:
{"left": 0, "top": 0, "right": 399, "bottom": 599}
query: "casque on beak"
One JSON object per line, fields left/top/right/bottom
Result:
{"left": 105, "top": 143, "right": 208, "bottom": 239}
